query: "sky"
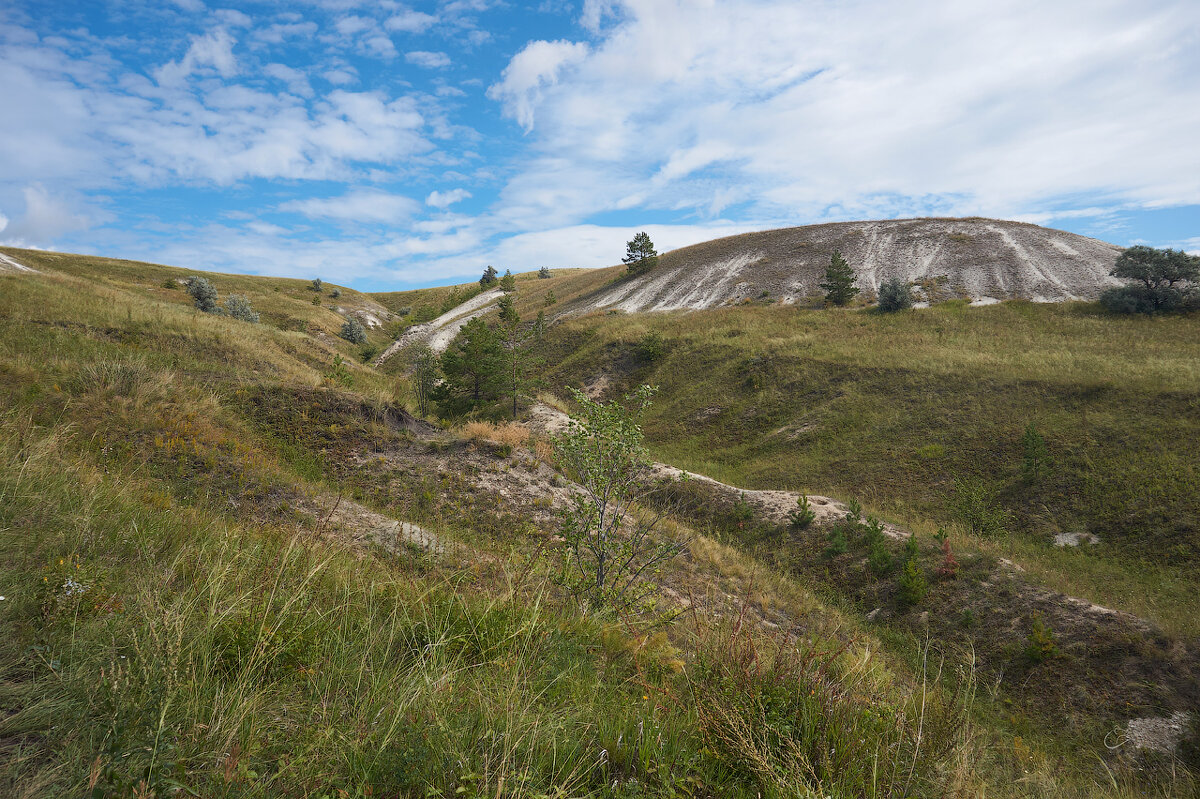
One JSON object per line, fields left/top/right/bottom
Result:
{"left": 1, "top": 0, "right": 1198, "bottom": 291}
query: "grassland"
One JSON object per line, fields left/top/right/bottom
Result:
{"left": 0, "top": 249, "right": 1196, "bottom": 797}
{"left": 536, "top": 300, "right": 1200, "bottom": 639}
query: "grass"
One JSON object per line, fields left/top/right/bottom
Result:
{"left": 1, "top": 251, "right": 1196, "bottom": 797}
{"left": 537, "top": 300, "right": 1200, "bottom": 639}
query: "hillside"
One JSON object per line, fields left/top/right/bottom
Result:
{"left": 572, "top": 218, "right": 1121, "bottom": 313}
{"left": 1, "top": 246, "right": 1197, "bottom": 797}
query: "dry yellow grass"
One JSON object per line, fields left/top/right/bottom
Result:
{"left": 460, "top": 421, "right": 531, "bottom": 449}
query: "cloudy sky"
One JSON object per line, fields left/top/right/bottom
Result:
{"left": 1, "top": 0, "right": 1197, "bottom": 290}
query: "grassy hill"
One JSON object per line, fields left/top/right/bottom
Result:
{"left": 0, "top": 247, "right": 1196, "bottom": 797}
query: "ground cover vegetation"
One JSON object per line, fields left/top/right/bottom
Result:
{"left": 1, "top": 245, "right": 1196, "bottom": 797}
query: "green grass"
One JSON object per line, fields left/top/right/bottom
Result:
{"left": 1, "top": 252, "right": 1195, "bottom": 797}
{"left": 538, "top": 301, "right": 1200, "bottom": 639}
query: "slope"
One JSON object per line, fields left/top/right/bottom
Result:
{"left": 568, "top": 218, "right": 1121, "bottom": 313}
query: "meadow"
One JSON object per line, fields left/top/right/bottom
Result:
{"left": 0, "top": 249, "right": 1195, "bottom": 797}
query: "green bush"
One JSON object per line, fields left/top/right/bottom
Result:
{"left": 224, "top": 294, "right": 259, "bottom": 323}
{"left": 898, "top": 557, "right": 927, "bottom": 607}
{"left": 823, "top": 525, "right": 848, "bottom": 557}
{"left": 1099, "top": 246, "right": 1198, "bottom": 314}
{"left": 1020, "top": 424, "right": 1051, "bottom": 483}
{"left": 340, "top": 317, "right": 367, "bottom": 344}
{"left": 1025, "top": 616, "right": 1058, "bottom": 663}
{"left": 310, "top": 277, "right": 323, "bottom": 293}
{"left": 330, "top": 288, "right": 341, "bottom": 299}
{"left": 876, "top": 277, "right": 913, "bottom": 312}
{"left": 788, "top": 494, "right": 816, "bottom": 530}
{"left": 359, "top": 343, "right": 379, "bottom": 363}
{"left": 323, "top": 354, "right": 353, "bottom": 387}
{"left": 185, "top": 275, "right": 219, "bottom": 313}
{"left": 636, "top": 331, "right": 666, "bottom": 363}
{"left": 951, "top": 475, "right": 1010, "bottom": 538}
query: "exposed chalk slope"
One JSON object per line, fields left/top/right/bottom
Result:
{"left": 375, "top": 288, "right": 502, "bottom": 365}
{"left": 579, "top": 218, "right": 1121, "bottom": 312}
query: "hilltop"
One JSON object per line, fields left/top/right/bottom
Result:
{"left": 574, "top": 218, "right": 1121, "bottom": 313}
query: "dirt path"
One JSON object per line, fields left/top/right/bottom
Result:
{"left": 527, "top": 402, "right": 904, "bottom": 537}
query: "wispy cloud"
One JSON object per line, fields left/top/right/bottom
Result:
{"left": 406, "top": 50, "right": 451, "bottom": 69}
{"left": 280, "top": 189, "right": 421, "bottom": 223}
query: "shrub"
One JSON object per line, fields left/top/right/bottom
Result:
{"left": 330, "top": 288, "right": 341, "bottom": 299}
{"left": 161, "top": 278, "right": 178, "bottom": 290}
{"left": 311, "top": 295, "right": 321, "bottom": 305}
{"left": 876, "top": 277, "right": 913, "bottom": 312}
{"left": 788, "top": 494, "right": 816, "bottom": 530}
{"left": 323, "top": 354, "right": 352, "bottom": 388}
{"left": 500, "top": 270, "right": 516, "bottom": 292}
{"left": 340, "top": 318, "right": 367, "bottom": 344}
{"left": 553, "top": 385, "right": 683, "bottom": 615}
{"left": 823, "top": 525, "right": 848, "bottom": 557}
{"left": 1025, "top": 616, "right": 1058, "bottom": 663}
{"left": 310, "top": 277, "right": 323, "bottom": 293}
{"left": 543, "top": 290, "right": 557, "bottom": 306}
{"left": 898, "top": 557, "right": 928, "bottom": 606}
{"left": 1020, "top": 424, "right": 1051, "bottom": 483}
{"left": 1099, "top": 245, "right": 1198, "bottom": 314}
{"left": 951, "top": 475, "right": 1010, "bottom": 538}
{"left": 636, "top": 331, "right": 666, "bottom": 362}
{"left": 359, "top": 343, "right": 379, "bottom": 363}
{"left": 185, "top": 276, "right": 219, "bottom": 313}
{"left": 538, "top": 266, "right": 551, "bottom": 279}
{"left": 935, "top": 537, "right": 959, "bottom": 579}
{"left": 223, "top": 294, "right": 259, "bottom": 323}
{"left": 397, "top": 305, "right": 412, "bottom": 317}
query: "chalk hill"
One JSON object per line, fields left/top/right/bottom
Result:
{"left": 580, "top": 218, "right": 1122, "bottom": 312}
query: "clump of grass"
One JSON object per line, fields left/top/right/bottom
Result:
{"left": 460, "top": 420, "right": 531, "bottom": 450}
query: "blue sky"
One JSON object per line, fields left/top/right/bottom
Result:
{"left": 1, "top": 0, "right": 1197, "bottom": 291}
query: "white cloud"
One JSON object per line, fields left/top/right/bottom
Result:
{"left": 0, "top": 184, "right": 97, "bottom": 245}
{"left": 486, "top": 40, "right": 588, "bottom": 131}
{"left": 154, "top": 28, "right": 237, "bottom": 86}
{"left": 385, "top": 9, "right": 438, "bottom": 33}
{"left": 405, "top": 51, "right": 451, "bottom": 69}
{"left": 279, "top": 189, "right": 421, "bottom": 223}
{"left": 426, "top": 188, "right": 471, "bottom": 207}
{"left": 264, "top": 63, "right": 313, "bottom": 97}
{"left": 489, "top": 0, "right": 1200, "bottom": 228}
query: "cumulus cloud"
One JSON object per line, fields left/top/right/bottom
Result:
{"left": 405, "top": 51, "right": 451, "bottom": 69}
{"left": 426, "top": 188, "right": 471, "bottom": 208}
{"left": 486, "top": 40, "right": 589, "bottom": 131}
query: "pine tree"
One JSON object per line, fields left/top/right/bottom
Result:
{"left": 623, "top": 232, "right": 658, "bottom": 276}
{"left": 436, "top": 317, "right": 504, "bottom": 416}
{"left": 479, "top": 265, "right": 498, "bottom": 288}
{"left": 538, "top": 266, "right": 551, "bottom": 279}
{"left": 820, "top": 250, "right": 860, "bottom": 306}
{"left": 500, "top": 269, "right": 517, "bottom": 293}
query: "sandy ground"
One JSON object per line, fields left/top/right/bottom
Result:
{"left": 573, "top": 218, "right": 1121, "bottom": 314}
{"left": 0, "top": 253, "right": 37, "bottom": 273}
{"left": 375, "top": 288, "right": 502, "bottom": 366}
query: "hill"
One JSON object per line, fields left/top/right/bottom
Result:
{"left": 574, "top": 218, "right": 1121, "bottom": 313}
{"left": 1, "top": 245, "right": 1197, "bottom": 797}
